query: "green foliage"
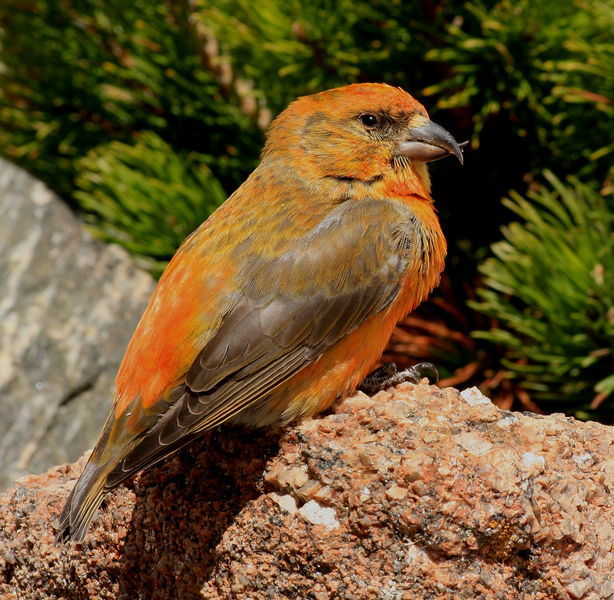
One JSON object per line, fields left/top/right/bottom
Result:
{"left": 424, "top": 0, "right": 613, "bottom": 179}
{"left": 75, "top": 132, "right": 226, "bottom": 276}
{"left": 472, "top": 172, "right": 614, "bottom": 418}
{"left": 198, "top": 0, "right": 444, "bottom": 114}
{"left": 549, "top": 1, "right": 614, "bottom": 167}
{"left": 0, "top": 0, "right": 259, "bottom": 198}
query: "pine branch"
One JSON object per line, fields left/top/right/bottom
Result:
{"left": 187, "top": 0, "right": 272, "bottom": 130}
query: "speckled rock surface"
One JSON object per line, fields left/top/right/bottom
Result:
{"left": 0, "top": 158, "right": 154, "bottom": 489}
{"left": 0, "top": 383, "right": 612, "bottom": 600}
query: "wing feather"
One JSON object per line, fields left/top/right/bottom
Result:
{"left": 105, "top": 198, "right": 415, "bottom": 487}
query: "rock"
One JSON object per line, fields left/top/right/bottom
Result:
{"left": 0, "top": 158, "right": 154, "bottom": 489}
{"left": 1, "top": 383, "right": 612, "bottom": 600}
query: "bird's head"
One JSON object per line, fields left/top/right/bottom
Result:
{"left": 263, "top": 83, "right": 464, "bottom": 197}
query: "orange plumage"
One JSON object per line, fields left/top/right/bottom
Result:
{"left": 56, "top": 83, "right": 463, "bottom": 542}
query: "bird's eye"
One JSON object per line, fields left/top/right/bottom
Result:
{"left": 360, "top": 114, "right": 379, "bottom": 128}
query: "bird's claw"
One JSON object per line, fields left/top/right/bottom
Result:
{"left": 403, "top": 361, "right": 440, "bottom": 384}
{"left": 359, "top": 361, "right": 439, "bottom": 394}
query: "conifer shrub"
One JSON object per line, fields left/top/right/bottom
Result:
{"left": 472, "top": 172, "right": 613, "bottom": 419}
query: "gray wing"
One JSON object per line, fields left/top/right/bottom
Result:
{"left": 106, "top": 198, "right": 414, "bottom": 486}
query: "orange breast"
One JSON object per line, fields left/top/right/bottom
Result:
{"left": 114, "top": 246, "right": 234, "bottom": 417}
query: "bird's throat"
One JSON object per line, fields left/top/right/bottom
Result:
{"left": 380, "top": 162, "right": 432, "bottom": 200}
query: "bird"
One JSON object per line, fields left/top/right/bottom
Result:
{"left": 56, "top": 83, "right": 464, "bottom": 542}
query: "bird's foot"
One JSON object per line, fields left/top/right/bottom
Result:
{"left": 359, "top": 362, "right": 439, "bottom": 394}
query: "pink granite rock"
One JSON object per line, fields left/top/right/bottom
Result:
{"left": 1, "top": 383, "right": 612, "bottom": 599}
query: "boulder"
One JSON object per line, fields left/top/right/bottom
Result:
{"left": 0, "top": 383, "right": 612, "bottom": 600}
{"left": 0, "top": 158, "right": 154, "bottom": 489}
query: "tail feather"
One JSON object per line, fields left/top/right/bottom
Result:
{"left": 55, "top": 402, "right": 208, "bottom": 542}
{"left": 55, "top": 462, "right": 109, "bottom": 543}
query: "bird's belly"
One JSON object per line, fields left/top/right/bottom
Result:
{"left": 231, "top": 308, "right": 399, "bottom": 428}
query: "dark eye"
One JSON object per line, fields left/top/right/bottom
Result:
{"left": 360, "top": 114, "right": 379, "bottom": 128}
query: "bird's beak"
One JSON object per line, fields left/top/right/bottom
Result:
{"left": 397, "top": 115, "right": 466, "bottom": 165}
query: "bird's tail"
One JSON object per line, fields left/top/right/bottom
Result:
{"left": 55, "top": 404, "right": 137, "bottom": 543}
{"left": 55, "top": 459, "right": 112, "bottom": 543}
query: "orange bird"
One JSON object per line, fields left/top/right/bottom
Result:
{"left": 56, "top": 83, "right": 463, "bottom": 542}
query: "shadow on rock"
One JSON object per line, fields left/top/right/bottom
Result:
{"left": 116, "top": 426, "right": 281, "bottom": 600}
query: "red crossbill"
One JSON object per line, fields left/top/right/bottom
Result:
{"left": 56, "top": 83, "right": 463, "bottom": 542}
